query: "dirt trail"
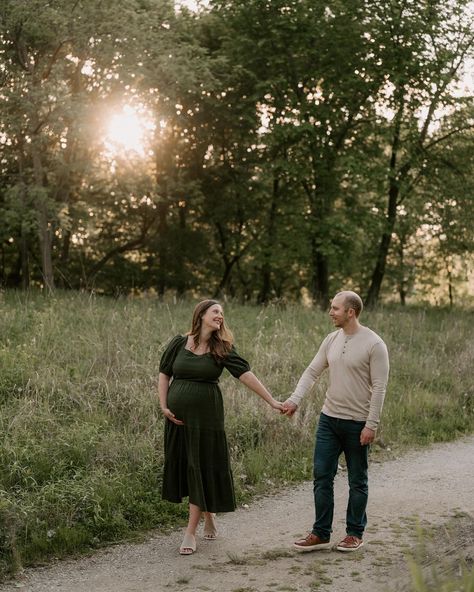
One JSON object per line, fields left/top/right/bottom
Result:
{"left": 2, "top": 436, "right": 473, "bottom": 592}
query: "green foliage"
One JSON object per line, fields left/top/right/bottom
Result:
{"left": 0, "top": 293, "right": 472, "bottom": 576}
{"left": 1, "top": 0, "right": 473, "bottom": 303}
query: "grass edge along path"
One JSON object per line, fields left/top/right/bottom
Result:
{"left": 0, "top": 292, "right": 472, "bottom": 577}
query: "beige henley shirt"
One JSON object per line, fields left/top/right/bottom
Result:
{"left": 288, "top": 326, "right": 389, "bottom": 431}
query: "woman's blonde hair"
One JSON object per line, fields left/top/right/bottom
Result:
{"left": 188, "top": 299, "right": 233, "bottom": 360}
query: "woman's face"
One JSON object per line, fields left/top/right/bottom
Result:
{"left": 201, "top": 304, "right": 224, "bottom": 332}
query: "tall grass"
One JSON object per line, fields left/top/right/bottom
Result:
{"left": 0, "top": 292, "right": 472, "bottom": 576}
{"left": 403, "top": 514, "right": 474, "bottom": 592}
{"left": 409, "top": 561, "right": 474, "bottom": 592}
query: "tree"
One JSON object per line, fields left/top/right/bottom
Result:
{"left": 364, "top": 0, "right": 474, "bottom": 306}
{"left": 207, "top": 0, "right": 391, "bottom": 306}
{"left": 1, "top": 0, "right": 147, "bottom": 288}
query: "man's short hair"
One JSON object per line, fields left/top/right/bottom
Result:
{"left": 341, "top": 291, "right": 363, "bottom": 318}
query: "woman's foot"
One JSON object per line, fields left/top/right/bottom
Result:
{"left": 203, "top": 513, "right": 218, "bottom": 540}
{"left": 179, "top": 533, "right": 196, "bottom": 555}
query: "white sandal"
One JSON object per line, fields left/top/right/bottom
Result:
{"left": 179, "top": 533, "right": 196, "bottom": 555}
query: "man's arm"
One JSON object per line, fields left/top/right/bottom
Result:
{"left": 365, "top": 340, "right": 390, "bottom": 432}
{"left": 283, "top": 337, "right": 330, "bottom": 416}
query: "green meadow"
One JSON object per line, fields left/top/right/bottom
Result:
{"left": 0, "top": 292, "right": 472, "bottom": 576}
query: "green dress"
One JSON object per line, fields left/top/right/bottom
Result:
{"left": 159, "top": 335, "right": 250, "bottom": 513}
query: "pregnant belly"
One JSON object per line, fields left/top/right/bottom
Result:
{"left": 167, "top": 379, "right": 225, "bottom": 429}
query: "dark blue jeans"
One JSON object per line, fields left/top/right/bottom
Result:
{"left": 312, "top": 413, "right": 369, "bottom": 540}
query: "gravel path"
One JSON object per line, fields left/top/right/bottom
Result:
{"left": 2, "top": 436, "right": 474, "bottom": 592}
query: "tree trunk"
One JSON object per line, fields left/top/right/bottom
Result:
{"left": 30, "top": 133, "right": 55, "bottom": 292}
{"left": 306, "top": 174, "right": 333, "bottom": 309}
{"left": 25, "top": 53, "right": 55, "bottom": 292}
{"left": 6, "top": 252, "right": 22, "bottom": 288}
{"left": 258, "top": 177, "right": 279, "bottom": 304}
{"left": 33, "top": 202, "right": 54, "bottom": 292}
{"left": 17, "top": 150, "right": 31, "bottom": 289}
{"left": 365, "top": 181, "right": 398, "bottom": 308}
{"left": 446, "top": 258, "right": 454, "bottom": 308}
{"left": 60, "top": 230, "right": 71, "bottom": 267}
{"left": 20, "top": 227, "right": 30, "bottom": 290}
{"left": 214, "top": 257, "right": 237, "bottom": 298}
{"left": 55, "top": 59, "right": 85, "bottom": 288}
{"left": 57, "top": 230, "right": 73, "bottom": 289}
{"left": 156, "top": 200, "right": 169, "bottom": 297}
{"left": 155, "top": 129, "right": 175, "bottom": 298}
{"left": 308, "top": 236, "right": 328, "bottom": 308}
{"left": 398, "top": 247, "right": 406, "bottom": 306}
{"left": 18, "top": 174, "right": 30, "bottom": 289}
{"left": 258, "top": 263, "right": 272, "bottom": 305}
{"left": 213, "top": 219, "right": 252, "bottom": 299}
{"left": 175, "top": 201, "right": 187, "bottom": 297}
{"left": 36, "top": 200, "right": 55, "bottom": 292}
{"left": 365, "top": 93, "right": 406, "bottom": 308}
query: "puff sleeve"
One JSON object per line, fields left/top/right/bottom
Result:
{"left": 222, "top": 346, "right": 251, "bottom": 378}
{"left": 159, "top": 335, "right": 186, "bottom": 376}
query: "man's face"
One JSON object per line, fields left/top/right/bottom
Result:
{"left": 329, "top": 295, "right": 350, "bottom": 327}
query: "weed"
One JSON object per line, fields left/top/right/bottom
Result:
{"left": 261, "top": 549, "right": 293, "bottom": 560}
{"left": 226, "top": 552, "right": 248, "bottom": 565}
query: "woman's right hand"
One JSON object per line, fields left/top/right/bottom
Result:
{"left": 161, "top": 408, "right": 184, "bottom": 425}
{"left": 270, "top": 399, "right": 285, "bottom": 413}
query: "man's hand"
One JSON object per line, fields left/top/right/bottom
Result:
{"left": 282, "top": 399, "right": 298, "bottom": 417}
{"left": 360, "top": 426, "right": 375, "bottom": 445}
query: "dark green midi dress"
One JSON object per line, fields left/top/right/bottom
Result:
{"left": 159, "top": 335, "right": 250, "bottom": 513}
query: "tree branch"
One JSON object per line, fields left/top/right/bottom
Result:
{"left": 424, "top": 124, "right": 474, "bottom": 151}
{"left": 86, "top": 213, "right": 157, "bottom": 281}
{"left": 42, "top": 39, "right": 72, "bottom": 81}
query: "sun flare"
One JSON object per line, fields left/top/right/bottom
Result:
{"left": 103, "top": 104, "right": 155, "bottom": 159}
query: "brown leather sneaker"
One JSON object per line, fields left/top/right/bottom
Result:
{"left": 293, "top": 533, "right": 331, "bottom": 552}
{"left": 336, "top": 535, "right": 364, "bottom": 552}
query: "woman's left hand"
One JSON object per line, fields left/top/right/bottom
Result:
{"left": 162, "top": 408, "right": 185, "bottom": 425}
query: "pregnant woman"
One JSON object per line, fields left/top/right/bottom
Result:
{"left": 158, "top": 299, "right": 283, "bottom": 555}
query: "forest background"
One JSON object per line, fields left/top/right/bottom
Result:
{"left": 1, "top": 0, "right": 473, "bottom": 307}
{"left": 1, "top": 0, "right": 474, "bottom": 584}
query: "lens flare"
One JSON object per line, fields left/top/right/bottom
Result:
{"left": 103, "top": 104, "right": 155, "bottom": 159}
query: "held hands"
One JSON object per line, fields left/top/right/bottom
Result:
{"left": 281, "top": 399, "right": 298, "bottom": 417}
{"left": 262, "top": 398, "right": 296, "bottom": 417}
{"left": 161, "top": 408, "right": 184, "bottom": 426}
{"left": 269, "top": 398, "right": 285, "bottom": 413}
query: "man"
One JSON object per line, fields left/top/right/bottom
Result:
{"left": 283, "top": 291, "right": 389, "bottom": 552}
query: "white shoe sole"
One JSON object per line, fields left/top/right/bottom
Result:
{"left": 336, "top": 541, "right": 364, "bottom": 552}
{"left": 293, "top": 541, "right": 332, "bottom": 552}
